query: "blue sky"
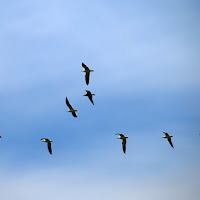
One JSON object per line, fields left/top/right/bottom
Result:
{"left": 0, "top": 0, "right": 199, "bottom": 199}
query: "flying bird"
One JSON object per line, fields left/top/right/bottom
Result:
{"left": 83, "top": 90, "right": 95, "bottom": 105}
{"left": 115, "top": 133, "right": 128, "bottom": 154}
{"left": 0, "top": 136, "right": 2, "bottom": 138}
{"left": 81, "top": 62, "right": 94, "bottom": 85}
{"left": 41, "top": 138, "right": 53, "bottom": 155}
{"left": 66, "top": 97, "right": 78, "bottom": 117}
{"left": 162, "top": 132, "right": 174, "bottom": 148}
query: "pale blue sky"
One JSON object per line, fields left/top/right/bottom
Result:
{"left": 0, "top": 0, "right": 199, "bottom": 200}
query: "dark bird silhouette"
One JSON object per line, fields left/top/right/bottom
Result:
{"left": 81, "top": 63, "right": 94, "bottom": 85}
{"left": 66, "top": 97, "right": 78, "bottom": 117}
{"left": 83, "top": 90, "right": 95, "bottom": 105}
{"left": 162, "top": 132, "right": 174, "bottom": 148}
{"left": 115, "top": 133, "right": 128, "bottom": 154}
{"left": 41, "top": 138, "right": 53, "bottom": 155}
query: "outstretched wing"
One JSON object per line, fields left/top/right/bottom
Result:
{"left": 82, "top": 63, "right": 89, "bottom": 70}
{"left": 88, "top": 95, "right": 94, "bottom": 105}
{"left": 85, "top": 71, "right": 90, "bottom": 85}
{"left": 72, "top": 111, "right": 77, "bottom": 118}
{"left": 167, "top": 138, "right": 174, "bottom": 148}
{"left": 47, "top": 142, "right": 52, "bottom": 154}
{"left": 66, "top": 97, "right": 73, "bottom": 110}
{"left": 122, "top": 139, "right": 126, "bottom": 154}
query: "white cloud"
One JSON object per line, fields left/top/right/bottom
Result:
{"left": 0, "top": 165, "right": 199, "bottom": 200}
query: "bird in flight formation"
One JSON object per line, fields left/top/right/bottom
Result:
{"left": 115, "top": 133, "right": 129, "bottom": 154}
{"left": 66, "top": 97, "right": 78, "bottom": 118}
{"left": 81, "top": 62, "right": 94, "bottom": 85}
{"left": 66, "top": 63, "right": 95, "bottom": 118}
{"left": 83, "top": 90, "right": 95, "bottom": 105}
{"left": 45, "top": 63, "right": 175, "bottom": 155}
{"left": 41, "top": 138, "right": 53, "bottom": 155}
{"left": 115, "top": 132, "right": 175, "bottom": 154}
{"left": 0, "top": 63, "right": 177, "bottom": 156}
{"left": 162, "top": 132, "right": 174, "bottom": 148}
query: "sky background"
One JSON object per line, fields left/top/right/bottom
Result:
{"left": 0, "top": 0, "right": 200, "bottom": 199}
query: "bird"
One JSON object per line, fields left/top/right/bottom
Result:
{"left": 81, "top": 62, "right": 94, "bottom": 85}
{"left": 83, "top": 90, "right": 95, "bottom": 105}
{"left": 66, "top": 97, "right": 78, "bottom": 117}
{"left": 41, "top": 138, "right": 53, "bottom": 155}
{"left": 115, "top": 133, "right": 128, "bottom": 154}
{"left": 162, "top": 132, "right": 174, "bottom": 148}
{"left": 0, "top": 135, "right": 2, "bottom": 138}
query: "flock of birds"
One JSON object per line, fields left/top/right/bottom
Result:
{"left": 0, "top": 63, "right": 175, "bottom": 155}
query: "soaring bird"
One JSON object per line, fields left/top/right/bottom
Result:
{"left": 115, "top": 133, "right": 128, "bottom": 154}
{"left": 162, "top": 132, "right": 174, "bottom": 148}
{"left": 66, "top": 97, "right": 78, "bottom": 117}
{"left": 0, "top": 135, "right": 2, "bottom": 138}
{"left": 41, "top": 138, "right": 53, "bottom": 155}
{"left": 81, "top": 63, "right": 94, "bottom": 85}
{"left": 83, "top": 90, "right": 95, "bottom": 105}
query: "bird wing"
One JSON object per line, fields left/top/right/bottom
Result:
{"left": 47, "top": 142, "right": 52, "bottom": 154}
{"left": 66, "top": 97, "right": 73, "bottom": 110}
{"left": 82, "top": 63, "right": 89, "bottom": 70}
{"left": 88, "top": 95, "right": 94, "bottom": 105}
{"left": 72, "top": 111, "right": 77, "bottom": 118}
{"left": 167, "top": 137, "right": 174, "bottom": 148}
{"left": 85, "top": 71, "right": 90, "bottom": 85}
{"left": 122, "top": 139, "right": 126, "bottom": 154}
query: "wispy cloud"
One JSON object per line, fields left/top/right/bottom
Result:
{"left": 0, "top": 165, "right": 199, "bottom": 200}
